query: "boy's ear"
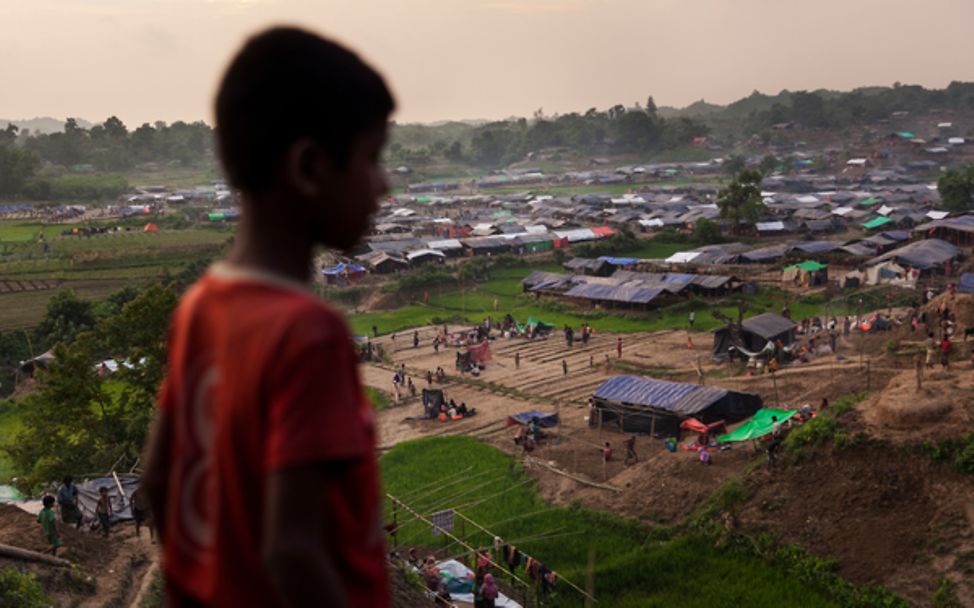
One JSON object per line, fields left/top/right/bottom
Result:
{"left": 285, "top": 137, "right": 334, "bottom": 198}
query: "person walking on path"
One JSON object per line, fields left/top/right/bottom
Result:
{"left": 514, "top": 351, "right": 520, "bottom": 369}
{"left": 616, "top": 337, "right": 622, "bottom": 359}
{"left": 688, "top": 311, "right": 695, "bottom": 329}
{"left": 562, "top": 359, "right": 568, "bottom": 376}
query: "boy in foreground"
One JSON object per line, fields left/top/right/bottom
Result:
{"left": 142, "top": 27, "right": 394, "bottom": 607}
{"left": 38, "top": 495, "right": 61, "bottom": 556}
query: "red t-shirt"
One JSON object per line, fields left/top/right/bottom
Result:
{"left": 158, "top": 264, "right": 389, "bottom": 607}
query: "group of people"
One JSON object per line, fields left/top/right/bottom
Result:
{"left": 37, "top": 476, "right": 154, "bottom": 556}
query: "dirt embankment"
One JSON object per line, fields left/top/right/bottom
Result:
{"left": 0, "top": 503, "right": 156, "bottom": 607}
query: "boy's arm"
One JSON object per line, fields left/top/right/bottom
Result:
{"left": 140, "top": 411, "right": 172, "bottom": 540}
{"left": 262, "top": 463, "right": 351, "bottom": 608}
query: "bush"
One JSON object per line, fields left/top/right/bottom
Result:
{"left": 932, "top": 578, "right": 962, "bottom": 608}
{"left": 924, "top": 433, "right": 974, "bottom": 474}
{"left": 0, "top": 567, "right": 53, "bottom": 608}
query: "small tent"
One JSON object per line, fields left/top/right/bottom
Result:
{"left": 143, "top": 223, "right": 159, "bottom": 233}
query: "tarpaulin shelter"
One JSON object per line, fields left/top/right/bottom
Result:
{"left": 322, "top": 262, "right": 366, "bottom": 285}
{"left": 77, "top": 474, "right": 139, "bottom": 523}
{"left": 591, "top": 375, "right": 762, "bottom": 437}
{"left": 782, "top": 260, "right": 828, "bottom": 287}
{"left": 717, "top": 408, "right": 798, "bottom": 443}
{"left": 866, "top": 238, "right": 961, "bottom": 271}
{"left": 466, "top": 340, "right": 492, "bottom": 364}
{"left": 433, "top": 560, "right": 522, "bottom": 607}
{"left": 713, "top": 312, "right": 796, "bottom": 358}
{"left": 507, "top": 410, "right": 559, "bottom": 428}
{"left": 143, "top": 223, "right": 159, "bottom": 233}
{"left": 422, "top": 389, "right": 445, "bottom": 412}
{"left": 862, "top": 216, "right": 893, "bottom": 230}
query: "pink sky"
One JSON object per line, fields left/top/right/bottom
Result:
{"left": 2, "top": 0, "right": 973, "bottom": 126}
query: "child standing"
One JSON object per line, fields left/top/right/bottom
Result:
{"left": 96, "top": 487, "right": 112, "bottom": 537}
{"left": 141, "top": 27, "right": 394, "bottom": 607}
{"left": 38, "top": 495, "right": 61, "bottom": 556}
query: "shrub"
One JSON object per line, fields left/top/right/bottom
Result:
{"left": 0, "top": 567, "right": 53, "bottom": 608}
{"left": 932, "top": 578, "right": 962, "bottom": 608}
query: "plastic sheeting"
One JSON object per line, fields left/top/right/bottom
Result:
{"left": 718, "top": 409, "right": 798, "bottom": 443}
{"left": 507, "top": 410, "right": 559, "bottom": 427}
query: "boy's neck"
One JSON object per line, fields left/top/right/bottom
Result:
{"left": 228, "top": 195, "right": 314, "bottom": 284}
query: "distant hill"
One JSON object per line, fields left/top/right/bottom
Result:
{"left": 0, "top": 116, "right": 94, "bottom": 134}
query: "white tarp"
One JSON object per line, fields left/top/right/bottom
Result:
{"left": 665, "top": 251, "right": 702, "bottom": 264}
{"left": 926, "top": 210, "right": 950, "bottom": 220}
{"left": 406, "top": 249, "right": 447, "bottom": 261}
{"left": 831, "top": 206, "right": 853, "bottom": 216}
{"left": 639, "top": 218, "right": 664, "bottom": 228}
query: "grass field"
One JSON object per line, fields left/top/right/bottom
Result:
{"left": 382, "top": 436, "right": 840, "bottom": 607}
{"left": 347, "top": 260, "right": 868, "bottom": 338}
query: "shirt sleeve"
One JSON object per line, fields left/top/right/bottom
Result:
{"left": 263, "top": 331, "right": 371, "bottom": 473}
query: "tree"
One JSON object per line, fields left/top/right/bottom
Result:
{"left": 759, "top": 154, "right": 779, "bottom": 175}
{"left": 717, "top": 169, "right": 766, "bottom": 234}
{"left": 692, "top": 218, "right": 722, "bottom": 243}
{"left": 36, "top": 290, "right": 96, "bottom": 347}
{"left": 723, "top": 154, "right": 746, "bottom": 175}
{"left": 937, "top": 164, "right": 974, "bottom": 212}
{"left": 0, "top": 145, "right": 39, "bottom": 197}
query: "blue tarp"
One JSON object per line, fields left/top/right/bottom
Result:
{"left": 959, "top": 273, "right": 974, "bottom": 294}
{"left": 598, "top": 256, "right": 640, "bottom": 266}
{"left": 508, "top": 410, "right": 559, "bottom": 427}
{"left": 322, "top": 263, "right": 366, "bottom": 275}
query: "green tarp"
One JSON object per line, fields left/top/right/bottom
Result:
{"left": 862, "top": 216, "right": 893, "bottom": 230}
{"left": 208, "top": 213, "right": 225, "bottom": 221}
{"left": 896, "top": 131, "right": 915, "bottom": 139}
{"left": 515, "top": 317, "right": 555, "bottom": 334}
{"left": 857, "top": 197, "right": 879, "bottom": 207}
{"left": 717, "top": 408, "right": 797, "bottom": 443}
{"left": 786, "top": 260, "right": 827, "bottom": 272}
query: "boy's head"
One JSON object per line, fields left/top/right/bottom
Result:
{"left": 99, "top": 487, "right": 109, "bottom": 495}
{"left": 43, "top": 495, "right": 55, "bottom": 508}
{"left": 63, "top": 475, "right": 72, "bottom": 485}
{"left": 215, "top": 27, "right": 395, "bottom": 250}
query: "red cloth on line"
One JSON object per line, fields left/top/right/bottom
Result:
{"left": 159, "top": 265, "right": 388, "bottom": 607}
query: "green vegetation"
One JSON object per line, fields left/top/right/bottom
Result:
{"left": 4, "top": 284, "right": 177, "bottom": 492}
{"left": 923, "top": 433, "right": 974, "bottom": 475}
{"left": 937, "top": 163, "right": 974, "bottom": 212}
{"left": 717, "top": 169, "right": 766, "bottom": 233}
{"left": 931, "top": 578, "right": 962, "bottom": 608}
{"left": 366, "top": 386, "right": 393, "bottom": 411}
{"left": 383, "top": 436, "right": 907, "bottom": 607}
{"left": 0, "top": 567, "right": 53, "bottom": 608}
{"left": 784, "top": 393, "right": 869, "bottom": 462}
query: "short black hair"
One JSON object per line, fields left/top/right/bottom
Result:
{"left": 63, "top": 475, "right": 72, "bottom": 484}
{"left": 215, "top": 27, "right": 395, "bottom": 192}
{"left": 43, "top": 495, "right": 55, "bottom": 508}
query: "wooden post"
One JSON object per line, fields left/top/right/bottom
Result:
{"left": 649, "top": 413, "right": 656, "bottom": 439}
{"left": 771, "top": 369, "right": 780, "bottom": 407}
{"left": 866, "top": 358, "right": 871, "bottom": 393}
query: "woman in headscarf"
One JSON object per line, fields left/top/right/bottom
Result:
{"left": 480, "top": 573, "right": 499, "bottom": 608}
